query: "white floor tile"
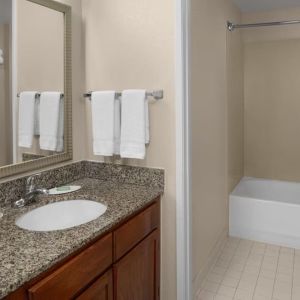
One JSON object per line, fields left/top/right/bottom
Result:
{"left": 222, "top": 276, "right": 240, "bottom": 288}
{"left": 218, "top": 285, "right": 236, "bottom": 298}
{"left": 197, "top": 289, "right": 215, "bottom": 300}
{"left": 196, "top": 238, "right": 300, "bottom": 300}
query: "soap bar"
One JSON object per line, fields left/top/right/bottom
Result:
{"left": 48, "top": 185, "right": 82, "bottom": 195}
{"left": 56, "top": 186, "right": 71, "bottom": 191}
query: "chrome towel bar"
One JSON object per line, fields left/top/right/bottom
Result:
{"left": 17, "top": 93, "right": 64, "bottom": 99}
{"left": 83, "top": 90, "right": 164, "bottom": 100}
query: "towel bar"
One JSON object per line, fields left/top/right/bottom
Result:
{"left": 17, "top": 93, "right": 64, "bottom": 99}
{"left": 83, "top": 90, "right": 164, "bottom": 100}
{"left": 17, "top": 93, "right": 41, "bottom": 99}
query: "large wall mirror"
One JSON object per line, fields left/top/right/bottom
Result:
{"left": 0, "top": 0, "right": 72, "bottom": 178}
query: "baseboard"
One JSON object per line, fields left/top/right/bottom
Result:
{"left": 230, "top": 228, "right": 300, "bottom": 250}
{"left": 192, "top": 228, "right": 228, "bottom": 299}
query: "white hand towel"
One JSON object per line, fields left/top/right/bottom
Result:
{"left": 56, "top": 97, "right": 64, "bottom": 152}
{"left": 114, "top": 98, "right": 121, "bottom": 155}
{"left": 18, "top": 91, "right": 38, "bottom": 148}
{"left": 120, "top": 90, "right": 148, "bottom": 159}
{"left": 91, "top": 91, "right": 116, "bottom": 156}
{"left": 0, "top": 48, "right": 3, "bottom": 64}
{"left": 39, "top": 92, "right": 64, "bottom": 151}
{"left": 34, "top": 97, "right": 40, "bottom": 136}
{"left": 145, "top": 98, "right": 150, "bottom": 144}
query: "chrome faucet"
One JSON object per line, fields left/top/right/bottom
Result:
{"left": 13, "top": 174, "right": 49, "bottom": 208}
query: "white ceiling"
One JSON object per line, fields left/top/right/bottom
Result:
{"left": 233, "top": 0, "right": 300, "bottom": 13}
{"left": 0, "top": 0, "right": 11, "bottom": 24}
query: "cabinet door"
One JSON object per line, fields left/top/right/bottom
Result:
{"left": 76, "top": 269, "right": 113, "bottom": 300}
{"left": 28, "top": 234, "right": 113, "bottom": 300}
{"left": 113, "top": 230, "right": 160, "bottom": 300}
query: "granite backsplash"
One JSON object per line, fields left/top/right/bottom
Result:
{"left": 0, "top": 161, "right": 164, "bottom": 209}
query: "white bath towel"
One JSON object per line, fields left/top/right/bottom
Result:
{"left": 114, "top": 98, "right": 121, "bottom": 155}
{"left": 34, "top": 97, "right": 40, "bottom": 136}
{"left": 39, "top": 92, "right": 64, "bottom": 152}
{"left": 91, "top": 91, "right": 117, "bottom": 156}
{"left": 18, "top": 91, "right": 38, "bottom": 148}
{"left": 56, "top": 97, "right": 64, "bottom": 152}
{"left": 120, "top": 90, "right": 149, "bottom": 159}
{"left": 145, "top": 98, "right": 150, "bottom": 144}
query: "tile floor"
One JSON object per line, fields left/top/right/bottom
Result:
{"left": 196, "top": 237, "right": 300, "bottom": 300}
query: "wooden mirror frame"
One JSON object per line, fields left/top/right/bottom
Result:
{"left": 0, "top": 0, "right": 72, "bottom": 179}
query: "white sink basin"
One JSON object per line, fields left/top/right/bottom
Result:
{"left": 15, "top": 200, "right": 107, "bottom": 232}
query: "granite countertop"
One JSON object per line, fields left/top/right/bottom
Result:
{"left": 0, "top": 177, "right": 162, "bottom": 299}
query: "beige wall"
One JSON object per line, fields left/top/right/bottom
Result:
{"left": 82, "top": 1, "right": 176, "bottom": 299}
{"left": 244, "top": 39, "right": 300, "bottom": 181}
{"left": 227, "top": 19, "right": 244, "bottom": 192}
{"left": 243, "top": 8, "right": 300, "bottom": 182}
{"left": 242, "top": 7, "right": 300, "bottom": 43}
{"left": 0, "top": 24, "right": 12, "bottom": 166}
{"left": 191, "top": 0, "right": 243, "bottom": 294}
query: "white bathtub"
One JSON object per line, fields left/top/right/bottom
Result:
{"left": 229, "top": 177, "right": 300, "bottom": 249}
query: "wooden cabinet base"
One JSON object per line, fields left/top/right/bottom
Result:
{"left": 76, "top": 270, "right": 113, "bottom": 300}
{"left": 113, "top": 230, "right": 160, "bottom": 300}
{"left": 28, "top": 234, "right": 113, "bottom": 300}
{"left": 4, "top": 198, "right": 160, "bottom": 300}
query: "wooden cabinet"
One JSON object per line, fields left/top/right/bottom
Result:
{"left": 113, "top": 230, "right": 160, "bottom": 300}
{"left": 28, "top": 234, "right": 113, "bottom": 300}
{"left": 5, "top": 198, "right": 160, "bottom": 300}
{"left": 76, "top": 270, "right": 113, "bottom": 300}
{"left": 113, "top": 203, "right": 159, "bottom": 261}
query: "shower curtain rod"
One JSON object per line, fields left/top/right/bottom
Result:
{"left": 227, "top": 20, "right": 300, "bottom": 31}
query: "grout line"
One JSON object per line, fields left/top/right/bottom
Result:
{"left": 216, "top": 238, "right": 240, "bottom": 297}
{"left": 195, "top": 241, "right": 225, "bottom": 298}
{"left": 232, "top": 240, "right": 255, "bottom": 300}
{"left": 231, "top": 238, "right": 244, "bottom": 300}
{"left": 291, "top": 247, "right": 296, "bottom": 300}
{"left": 252, "top": 242, "right": 267, "bottom": 300}
{"left": 271, "top": 246, "right": 281, "bottom": 300}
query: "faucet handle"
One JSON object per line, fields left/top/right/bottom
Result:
{"left": 26, "top": 173, "right": 41, "bottom": 193}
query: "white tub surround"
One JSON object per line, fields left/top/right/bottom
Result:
{"left": 230, "top": 177, "right": 300, "bottom": 249}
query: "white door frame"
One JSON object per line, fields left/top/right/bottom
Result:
{"left": 175, "top": 0, "right": 191, "bottom": 299}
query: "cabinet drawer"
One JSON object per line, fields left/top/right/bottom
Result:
{"left": 114, "top": 202, "right": 159, "bottom": 261}
{"left": 28, "top": 233, "right": 113, "bottom": 300}
{"left": 76, "top": 269, "right": 113, "bottom": 300}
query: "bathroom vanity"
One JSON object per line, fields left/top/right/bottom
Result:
{"left": 0, "top": 162, "right": 164, "bottom": 300}
{"left": 5, "top": 199, "right": 160, "bottom": 300}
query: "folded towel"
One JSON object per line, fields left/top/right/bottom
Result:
{"left": 0, "top": 49, "right": 3, "bottom": 64}
{"left": 56, "top": 97, "right": 64, "bottom": 152}
{"left": 39, "top": 92, "right": 64, "bottom": 152}
{"left": 114, "top": 98, "right": 121, "bottom": 155}
{"left": 120, "top": 90, "right": 149, "bottom": 159}
{"left": 18, "top": 91, "right": 38, "bottom": 148}
{"left": 145, "top": 98, "right": 150, "bottom": 144}
{"left": 34, "top": 97, "right": 40, "bottom": 136}
{"left": 91, "top": 91, "right": 117, "bottom": 156}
